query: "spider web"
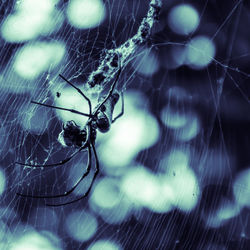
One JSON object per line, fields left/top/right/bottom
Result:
{"left": 0, "top": 0, "right": 249, "bottom": 249}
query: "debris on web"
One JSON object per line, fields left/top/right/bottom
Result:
{"left": 87, "top": 0, "right": 162, "bottom": 90}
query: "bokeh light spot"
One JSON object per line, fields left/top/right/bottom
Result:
{"left": 233, "top": 168, "right": 250, "bottom": 208}
{"left": 91, "top": 178, "right": 122, "bottom": 209}
{"left": 13, "top": 42, "right": 65, "bottom": 80}
{"left": 121, "top": 167, "right": 159, "bottom": 207}
{"left": 160, "top": 106, "right": 188, "bottom": 129}
{"left": 205, "top": 199, "right": 241, "bottom": 228}
{"left": 175, "top": 113, "right": 200, "bottom": 141}
{"left": 90, "top": 178, "right": 131, "bottom": 224}
{"left": 1, "top": 0, "right": 60, "bottom": 42}
{"left": 185, "top": 36, "right": 216, "bottom": 69}
{"left": 133, "top": 48, "right": 159, "bottom": 76}
{"left": 168, "top": 4, "right": 199, "bottom": 35}
{"left": 65, "top": 210, "right": 98, "bottom": 242}
{"left": 19, "top": 104, "right": 50, "bottom": 135}
{"left": 87, "top": 239, "right": 122, "bottom": 250}
{"left": 9, "top": 230, "right": 60, "bottom": 250}
{"left": 164, "top": 166, "right": 200, "bottom": 212}
{"left": 67, "top": 0, "right": 106, "bottom": 29}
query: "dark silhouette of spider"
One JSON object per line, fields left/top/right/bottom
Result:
{"left": 16, "top": 68, "right": 124, "bottom": 206}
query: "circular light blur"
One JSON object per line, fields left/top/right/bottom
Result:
{"left": 168, "top": 4, "right": 199, "bottom": 35}
{"left": 20, "top": 104, "right": 50, "bottom": 135}
{"left": 163, "top": 165, "right": 200, "bottom": 212}
{"left": 65, "top": 210, "right": 98, "bottom": 242}
{"left": 148, "top": 176, "right": 174, "bottom": 213}
{"left": 216, "top": 200, "right": 241, "bottom": 221}
{"left": 91, "top": 178, "right": 122, "bottom": 209}
{"left": 160, "top": 106, "right": 188, "bottom": 129}
{"left": 67, "top": 0, "right": 106, "bottom": 29}
{"left": 13, "top": 42, "right": 65, "bottom": 79}
{"left": 175, "top": 113, "right": 200, "bottom": 141}
{"left": 160, "top": 149, "right": 190, "bottom": 173}
{"left": 121, "top": 167, "right": 160, "bottom": 207}
{"left": 205, "top": 199, "right": 241, "bottom": 228}
{"left": 1, "top": 0, "right": 60, "bottom": 42}
{"left": 9, "top": 230, "right": 60, "bottom": 250}
{"left": 133, "top": 48, "right": 159, "bottom": 76}
{"left": 185, "top": 36, "right": 216, "bottom": 69}
{"left": 233, "top": 168, "right": 250, "bottom": 208}
{"left": 90, "top": 178, "right": 131, "bottom": 224}
{"left": 88, "top": 239, "right": 122, "bottom": 250}
{"left": 15, "top": 0, "right": 59, "bottom": 13}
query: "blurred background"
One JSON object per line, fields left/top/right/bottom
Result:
{"left": 0, "top": 0, "right": 249, "bottom": 249}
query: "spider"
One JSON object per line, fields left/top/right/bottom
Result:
{"left": 15, "top": 68, "right": 124, "bottom": 206}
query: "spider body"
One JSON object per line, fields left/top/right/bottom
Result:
{"left": 16, "top": 69, "right": 124, "bottom": 206}
{"left": 59, "top": 120, "right": 89, "bottom": 148}
{"left": 59, "top": 92, "right": 119, "bottom": 147}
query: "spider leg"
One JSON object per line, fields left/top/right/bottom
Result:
{"left": 112, "top": 91, "right": 124, "bottom": 123}
{"left": 46, "top": 141, "right": 99, "bottom": 206}
{"left": 16, "top": 144, "right": 92, "bottom": 201}
{"left": 76, "top": 141, "right": 99, "bottom": 199}
{"left": 15, "top": 146, "right": 84, "bottom": 168}
{"left": 59, "top": 74, "right": 92, "bottom": 114}
{"left": 95, "top": 67, "right": 122, "bottom": 115}
{"left": 15, "top": 126, "right": 91, "bottom": 168}
{"left": 31, "top": 101, "right": 92, "bottom": 118}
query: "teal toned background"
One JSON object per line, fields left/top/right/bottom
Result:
{"left": 0, "top": 0, "right": 249, "bottom": 249}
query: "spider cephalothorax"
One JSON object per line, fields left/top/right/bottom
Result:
{"left": 60, "top": 119, "right": 98, "bottom": 148}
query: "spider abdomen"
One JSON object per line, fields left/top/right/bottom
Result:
{"left": 96, "top": 114, "right": 110, "bottom": 133}
{"left": 96, "top": 92, "right": 119, "bottom": 133}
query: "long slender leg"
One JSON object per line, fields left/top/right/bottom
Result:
{"left": 31, "top": 101, "right": 92, "bottom": 118}
{"left": 94, "top": 67, "right": 122, "bottom": 115}
{"left": 15, "top": 126, "right": 90, "bottom": 168}
{"left": 46, "top": 141, "right": 100, "bottom": 206}
{"left": 17, "top": 144, "right": 92, "bottom": 201}
{"left": 59, "top": 74, "right": 92, "bottom": 115}
{"left": 15, "top": 146, "right": 84, "bottom": 168}
{"left": 112, "top": 92, "right": 124, "bottom": 123}
{"left": 79, "top": 141, "right": 99, "bottom": 198}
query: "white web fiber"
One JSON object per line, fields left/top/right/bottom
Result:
{"left": 0, "top": 0, "right": 249, "bottom": 249}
